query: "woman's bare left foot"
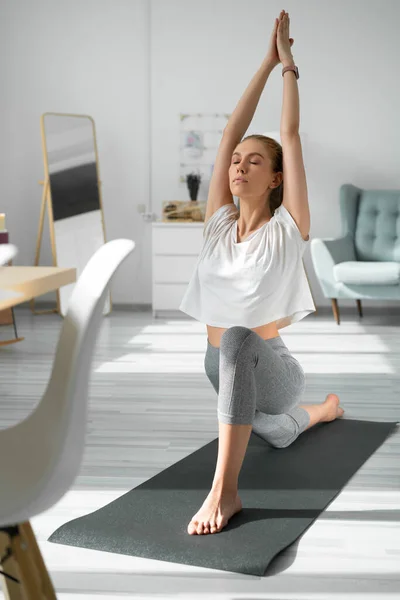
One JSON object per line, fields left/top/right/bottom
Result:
{"left": 323, "top": 393, "right": 345, "bottom": 422}
{"left": 187, "top": 488, "right": 243, "bottom": 535}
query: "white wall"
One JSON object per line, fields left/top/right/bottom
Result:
{"left": 1, "top": 0, "right": 399, "bottom": 308}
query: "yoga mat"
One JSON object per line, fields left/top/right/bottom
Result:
{"left": 49, "top": 418, "right": 398, "bottom": 576}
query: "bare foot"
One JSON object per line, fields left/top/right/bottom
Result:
{"left": 187, "top": 488, "right": 243, "bottom": 535}
{"left": 323, "top": 393, "right": 345, "bottom": 422}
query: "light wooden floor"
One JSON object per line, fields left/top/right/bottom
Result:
{"left": 1, "top": 307, "right": 400, "bottom": 599}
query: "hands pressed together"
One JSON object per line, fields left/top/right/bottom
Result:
{"left": 267, "top": 9, "right": 295, "bottom": 68}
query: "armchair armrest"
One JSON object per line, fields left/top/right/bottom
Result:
{"left": 310, "top": 233, "right": 356, "bottom": 297}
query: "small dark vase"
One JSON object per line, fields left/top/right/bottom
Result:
{"left": 186, "top": 173, "right": 201, "bottom": 201}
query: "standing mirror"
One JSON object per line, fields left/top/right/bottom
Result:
{"left": 35, "top": 112, "right": 111, "bottom": 316}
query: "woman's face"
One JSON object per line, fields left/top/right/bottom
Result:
{"left": 229, "top": 140, "right": 282, "bottom": 199}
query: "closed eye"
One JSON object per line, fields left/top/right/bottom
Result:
{"left": 232, "top": 161, "right": 258, "bottom": 165}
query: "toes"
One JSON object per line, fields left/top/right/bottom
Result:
{"left": 188, "top": 506, "right": 232, "bottom": 536}
{"left": 188, "top": 519, "right": 221, "bottom": 535}
{"left": 187, "top": 521, "right": 197, "bottom": 534}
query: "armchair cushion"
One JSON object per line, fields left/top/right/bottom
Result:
{"left": 334, "top": 261, "right": 400, "bottom": 286}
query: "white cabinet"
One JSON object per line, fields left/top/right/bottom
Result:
{"left": 151, "top": 220, "right": 203, "bottom": 317}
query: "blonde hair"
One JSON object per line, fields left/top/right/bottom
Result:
{"left": 240, "top": 134, "right": 283, "bottom": 216}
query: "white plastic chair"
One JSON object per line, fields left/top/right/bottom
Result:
{"left": 0, "top": 238, "right": 135, "bottom": 599}
{"left": 0, "top": 244, "right": 18, "bottom": 266}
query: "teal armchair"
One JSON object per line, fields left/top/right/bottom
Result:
{"left": 310, "top": 184, "right": 400, "bottom": 325}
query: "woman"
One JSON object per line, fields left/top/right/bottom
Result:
{"left": 179, "top": 10, "right": 344, "bottom": 536}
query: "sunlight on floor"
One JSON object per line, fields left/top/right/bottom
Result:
{"left": 95, "top": 321, "right": 396, "bottom": 374}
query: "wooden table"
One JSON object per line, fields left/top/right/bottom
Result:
{"left": 0, "top": 266, "right": 76, "bottom": 311}
{"left": 0, "top": 267, "right": 76, "bottom": 345}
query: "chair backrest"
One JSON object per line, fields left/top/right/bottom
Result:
{"left": 0, "top": 244, "right": 17, "bottom": 266}
{"left": 23, "top": 239, "right": 135, "bottom": 513}
{"left": 340, "top": 184, "right": 400, "bottom": 262}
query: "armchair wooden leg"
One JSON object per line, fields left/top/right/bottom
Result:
{"left": 356, "top": 299, "right": 363, "bottom": 318}
{"left": 0, "top": 523, "right": 57, "bottom": 600}
{"left": 331, "top": 298, "right": 340, "bottom": 325}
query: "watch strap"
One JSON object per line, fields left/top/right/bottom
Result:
{"left": 282, "top": 64, "right": 299, "bottom": 79}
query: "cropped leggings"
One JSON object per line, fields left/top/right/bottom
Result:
{"left": 204, "top": 326, "right": 311, "bottom": 449}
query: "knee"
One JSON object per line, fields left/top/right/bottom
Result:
{"left": 220, "top": 326, "right": 252, "bottom": 351}
{"left": 252, "top": 412, "right": 298, "bottom": 449}
{"left": 252, "top": 427, "right": 293, "bottom": 449}
{"left": 261, "top": 436, "right": 295, "bottom": 449}
{"left": 271, "top": 438, "right": 293, "bottom": 449}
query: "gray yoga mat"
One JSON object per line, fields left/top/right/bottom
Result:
{"left": 49, "top": 418, "right": 398, "bottom": 576}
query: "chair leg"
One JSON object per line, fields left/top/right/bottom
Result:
{"left": 356, "top": 299, "right": 363, "bottom": 318}
{"left": 0, "top": 522, "right": 57, "bottom": 600}
{"left": 19, "top": 523, "right": 57, "bottom": 599}
{"left": 9, "top": 527, "right": 40, "bottom": 598}
{"left": 331, "top": 298, "right": 340, "bottom": 325}
{"left": 0, "top": 527, "right": 24, "bottom": 600}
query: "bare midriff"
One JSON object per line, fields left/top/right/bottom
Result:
{"left": 206, "top": 321, "right": 280, "bottom": 349}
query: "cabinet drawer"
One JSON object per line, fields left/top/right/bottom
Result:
{"left": 152, "top": 226, "right": 203, "bottom": 255}
{"left": 152, "top": 255, "right": 200, "bottom": 283}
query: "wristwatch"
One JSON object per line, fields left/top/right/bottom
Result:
{"left": 282, "top": 64, "right": 299, "bottom": 79}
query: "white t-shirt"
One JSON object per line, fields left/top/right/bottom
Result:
{"left": 179, "top": 202, "right": 316, "bottom": 329}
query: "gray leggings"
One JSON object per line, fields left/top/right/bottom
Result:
{"left": 204, "top": 326, "right": 311, "bottom": 449}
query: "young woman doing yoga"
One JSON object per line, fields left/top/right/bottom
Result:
{"left": 179, "top": 9, "right": 344, "bottom": 536}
